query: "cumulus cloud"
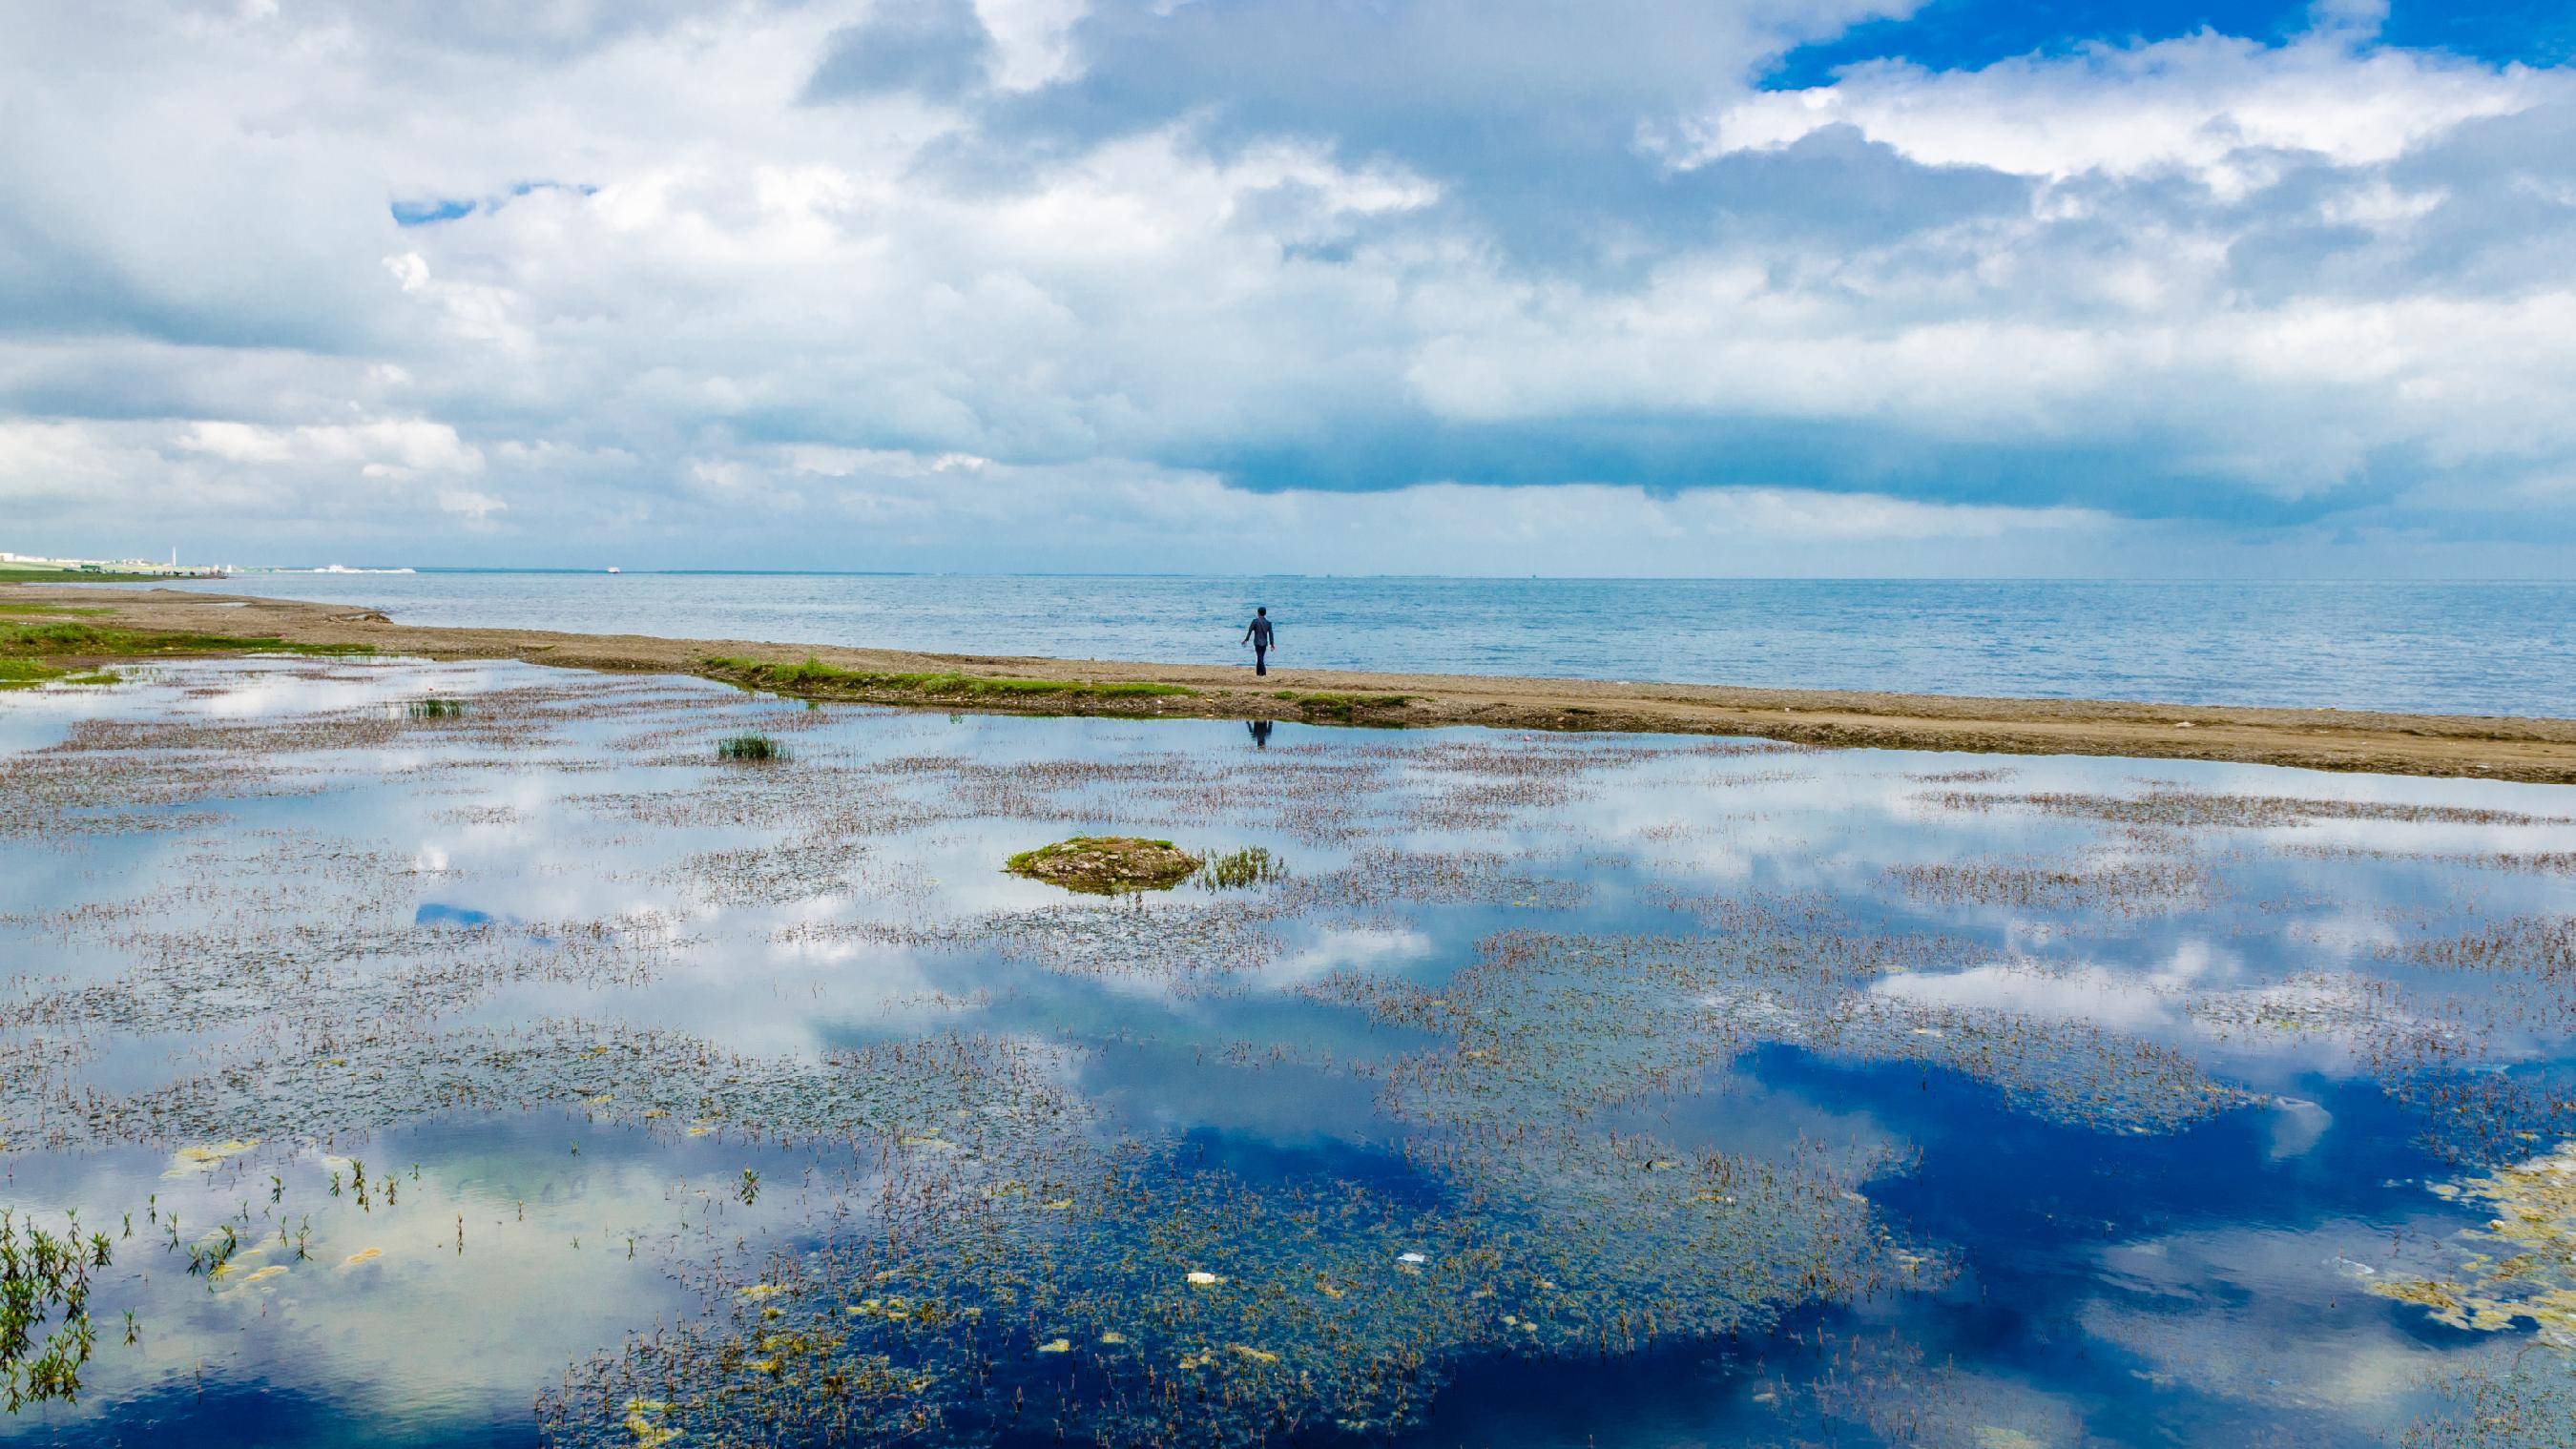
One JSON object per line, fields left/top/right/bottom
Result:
{"left": 0, "top": 0, "right": 2570, "bottom": 570}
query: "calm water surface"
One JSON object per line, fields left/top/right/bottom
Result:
{"left": 3, "top": 656, "right": 2573, "bottom": 1447}
{"left": 152, "top": 571, "right": 2576, "bottom": 716}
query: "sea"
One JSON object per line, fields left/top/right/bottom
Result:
{"left": 151, "top": 570, "right": 2576, "bottom": 716}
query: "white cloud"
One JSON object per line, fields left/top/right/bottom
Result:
{"left": 437, "top": 487, "right": 509, "bottom": 521}
{"left": 1679, "top": 26, "right": 2555, "bottom": 187}
{"left": 972, "top": 0, "right": 1091, "bottom": 91}
{"left": 177, "top": 420, "right": 485, "bottom": 476}
{"left": 1, "top": 2, "right": 2572, "bottom": 570}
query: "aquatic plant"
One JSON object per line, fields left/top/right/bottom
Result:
{"left": 717, "top": 733, "right": 785, "bottom": 762}
{"left": 2406, "top": 1355, "right": 2576, "bottom": 1449}
{"left": 1005, "top": 836, "right": 1202, "bottom": 895}
{"left": 1928, "top": 785, "right": 2566, "bottom": 830}
{"left": 1886, "top": 857, "right": 2214, "bottom": 914}
{"left": 405, "top": 697, "right": 466, "bottom": 719}
{"left": 0, "top": 1209, "right": 119, "bottom": 1411}
{"left": 1195, "top": 846, "right": 1286, "bottom": 891}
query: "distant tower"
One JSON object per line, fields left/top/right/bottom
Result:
{"left": 170, "top": 547, "right": 177, "bottom": 566}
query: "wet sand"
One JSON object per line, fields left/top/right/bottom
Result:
{"left": 17, "top": 581, "right": 2576, "bottom": 782}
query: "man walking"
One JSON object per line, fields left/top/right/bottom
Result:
{"left": 1242, "top": 606, "right": 1276, "bottom": 676}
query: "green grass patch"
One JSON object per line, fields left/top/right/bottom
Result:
{"left": 0, "top": 569, "right": 175, "bottom": 583}
{"left": 0, "top": 621, "right": 372, "bottom": 660}
{"left": 0, "top": 660, "right": 114, "bottom": 690}
{"left": 717, "top": 733, "right": 785, "bottom": 763}
{"left": 0, "top": 658, "right": 68, "bottom": 690}
{"left": 406, "top": 697, "right": 466, "bottom": 719}
{"left": 706, "top": 655, "right": 1193, "bottom": 703}
{"left": 0, "top": 603, "right": 109, "bottom": 617}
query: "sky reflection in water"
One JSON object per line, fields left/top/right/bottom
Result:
{"left": 2, "top": 657, "right": 2573, "bottom": 1447}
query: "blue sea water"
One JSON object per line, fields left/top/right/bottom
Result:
{"left": 156, "top": 571, "right": 2576, "bottom": 716}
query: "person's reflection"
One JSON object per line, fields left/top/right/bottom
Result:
{"left": 1247, "top": 718, "right": 1274, "bottom": 750}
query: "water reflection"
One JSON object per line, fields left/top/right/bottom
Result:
{"left": 1, "top": 656, "right": 2571, "bottom": 1447}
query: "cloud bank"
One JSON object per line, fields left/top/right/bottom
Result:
{"left": 2, "top": 0, "right": 2571, "bottom": 572}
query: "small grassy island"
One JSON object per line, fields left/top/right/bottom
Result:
{"left": 1005, "top": 836, "right": 1204, "bottom": 895}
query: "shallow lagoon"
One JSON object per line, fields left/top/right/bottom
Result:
{"left": 3, "top": 657, "right": 2573, "bottom": 1447}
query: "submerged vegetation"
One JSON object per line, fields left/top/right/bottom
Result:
{"left": 2377, "top": 1140, "right": 2576, "bottom": 1343}
{"left": 706, "top": 654, "right": 1194, "bottom": 707}
{"left": 1006, "top": 836, "right": 1203, "bottom": 894}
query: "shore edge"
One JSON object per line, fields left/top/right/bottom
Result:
{"left": 13, "top": 582, "right": 2576, "bottom": 784}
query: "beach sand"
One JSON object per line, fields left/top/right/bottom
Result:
{"left": 14, "top": 582, "right": 2576, "bottom": 783}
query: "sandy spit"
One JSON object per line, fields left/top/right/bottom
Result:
{"left": 17, "top": 583, "right": 2576, "bottom": 784}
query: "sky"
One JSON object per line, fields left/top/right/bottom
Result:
{"left": 3, "top": 0, "right": 2573, "bottom": 576}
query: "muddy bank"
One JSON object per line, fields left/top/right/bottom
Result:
{"left": 14, "top": 581, "right": 2576, "bottom": 783}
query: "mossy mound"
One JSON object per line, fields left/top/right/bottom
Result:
{"left": 1006, "top": 837, "right": 1203, "bottom": 895}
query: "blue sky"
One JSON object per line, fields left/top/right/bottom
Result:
{"left": 3, "top": 0, "right": 2573, "bottom": 575}
{"left": 1771, "top": 0, "right": 2576, "bottom": 84}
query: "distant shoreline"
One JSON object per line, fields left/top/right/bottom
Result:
{"left": 0, "top": 568, "right": 228, "bottom": 584}
{"left": 14, "top": 582, "right": 2576, "bottom": 783}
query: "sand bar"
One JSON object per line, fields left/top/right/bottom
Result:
{"left": 13, "top": 581, "right": 2576, "bottom": 783}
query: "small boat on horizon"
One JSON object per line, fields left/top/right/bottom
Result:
{"left": 606, "top": 566, "right": 622, "bottom": 574}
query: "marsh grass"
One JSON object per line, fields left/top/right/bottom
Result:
{"left": 1195, "top": 846, "right": 1286, "bottom": 891}
{"left": 717, "top": 733, "right": 785, "bottom": 763}
{"left": 707, "top": 655, "right": 1193, "bottom": 704}
{"left": 0, "top": 659, "right": 65, "bottom": 690}
{"left": 0, "top": 621, "right": 373, "bottom": 661}
{"left": 0, "top": 659, "right": 114, "bottom": 690}
{"left": 405, "top": 698, "right": 466, "bottom": 719}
